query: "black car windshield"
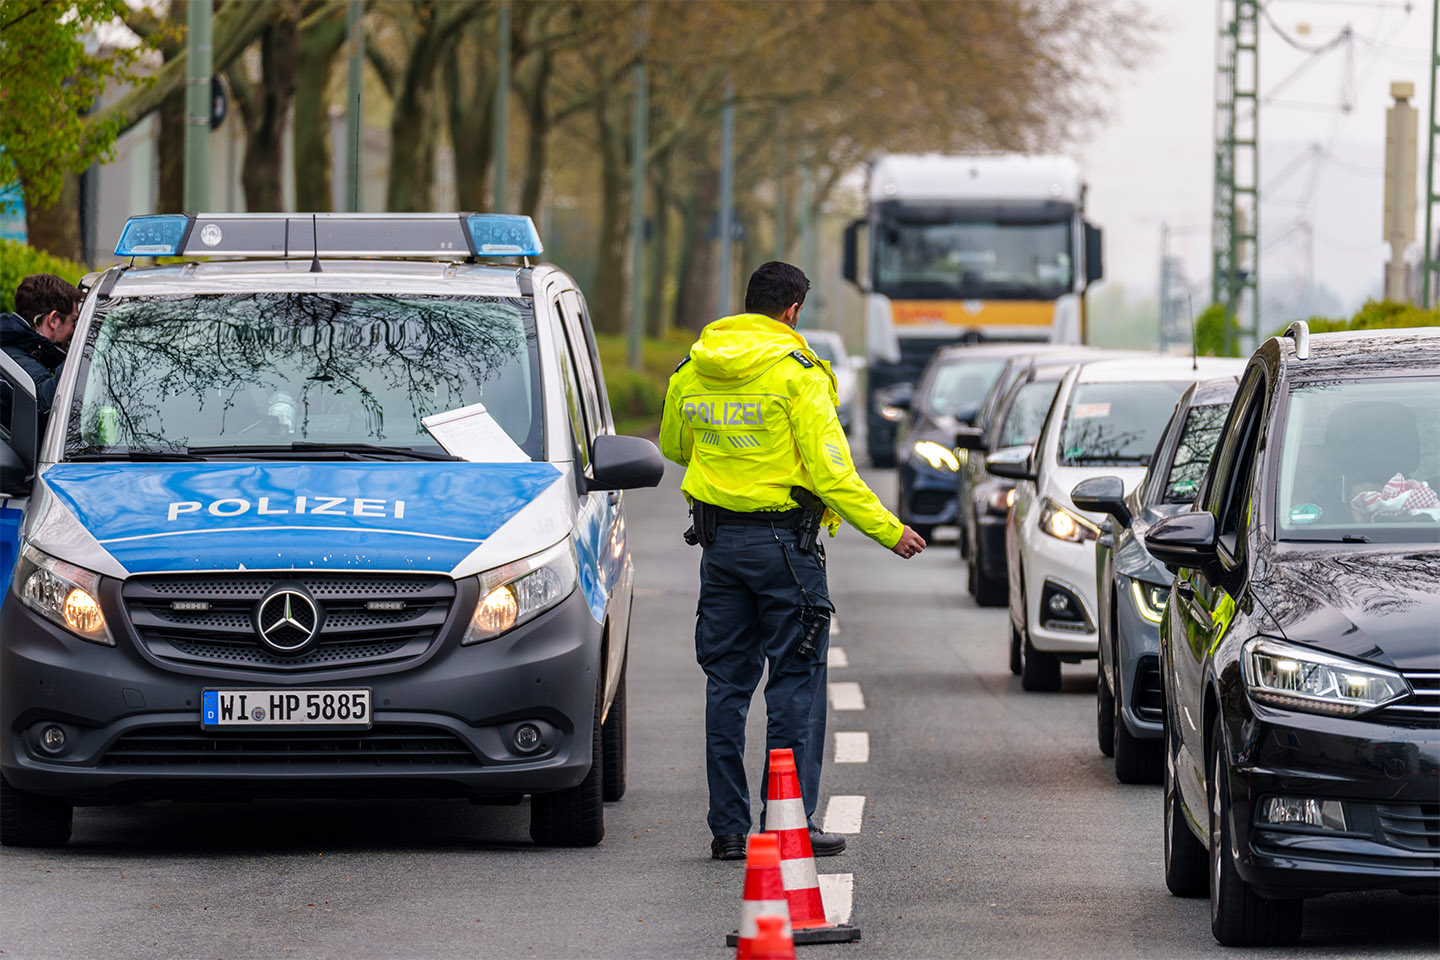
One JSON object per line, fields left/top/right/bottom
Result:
{"left": 995, "top": 380, "right": 1059, "bottom": 449}
{"left": 1161, "top": 404, "right": 1229, "bottom": 503}
{"left": 1058, "top": 381, "right": 1189, "bottom": 466}
{"left": 66, "top": 292, "right": 542, "bottom": 459}
{"left": 1276, "top": 377, "right": 1440, "bottom": 543}
{"left": 923, "top": 359, "right": 1008, "bottom": 418}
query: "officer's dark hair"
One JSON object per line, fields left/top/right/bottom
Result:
{"left": 744, "top": 261, "right": 809, "bottom": 319}
{"left": 15, "top": 274, "right": 81, "bottom": 329}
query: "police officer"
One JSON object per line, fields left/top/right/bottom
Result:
{"left": 660, "top": 261, "right": 926, "bottom": 861}
{"left": 1, "top": 273, "right": 80, "bottom": 425}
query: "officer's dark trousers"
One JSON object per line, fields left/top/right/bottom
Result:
{"left": 695, "top": 523, "right": 832, "bottom": 837}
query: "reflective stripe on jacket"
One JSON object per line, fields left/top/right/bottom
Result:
{"left": 659, "top": 313, "right": 903, "bottom": 549}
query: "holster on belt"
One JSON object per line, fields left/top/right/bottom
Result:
{"left": 683, "top": 500, "right": 719, "bottom": 548}
{"left": 789, "top": 486, "right": 826, "bottom": 555}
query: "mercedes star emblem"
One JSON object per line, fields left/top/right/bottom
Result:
{"left": 255, "top": 587, "right": 321, "bottom": 654}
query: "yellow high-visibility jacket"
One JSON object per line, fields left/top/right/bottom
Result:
{"left": 659, "top": 313, "right": 903, "bottom": 549}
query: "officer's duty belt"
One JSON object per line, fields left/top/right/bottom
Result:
{"left": 705, "top": 504, "right": 804, "bottom": 527}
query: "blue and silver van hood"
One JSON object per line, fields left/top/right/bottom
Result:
{"left": 28, "top": 461, "right": 570, "bottom": 579}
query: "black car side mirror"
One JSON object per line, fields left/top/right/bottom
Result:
{"left": 954, "top": 426, "right": 986, "bottom": 452}
{"left": 1071, "top": 476, "right": 1131, "bottom": 528}
{"left": 588, "top": 434, "right": 665, "bottom": 491}
{"left": 875, "top": 382, "right": 913, "bottom": 422}
{"left": 985, "top": 445, "right": 1035, "bottom": 482}
{"left": 1144, "top": 511, "right": 1218, "bottom": 571}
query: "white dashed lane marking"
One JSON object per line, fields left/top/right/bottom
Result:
{"left": 828, "top": 614, "right": 841, "bottom": 637}
{"left": 827, "top": 646, "right": 849, "bottom": 669}
{"left": 821, "top": 795, "right": 866, "bottom": 834}
{"left": 833, "top": 731, "right": 869, "bottom": 763}
{"left": 827, "top": 682, "right": 865, "bottom": 711}
{"left": 818, "top": 873, "right": 854, "bottom": 925}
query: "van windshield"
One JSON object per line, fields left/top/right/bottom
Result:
{"left": 65, "top": 292, "right": 541, "bottom": 460}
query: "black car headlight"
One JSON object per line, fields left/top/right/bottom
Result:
{"left": 982, "top": 485, "right": 1016, "bottom": 516}
{"left": 1129, "top": 581, "right": 1168, "bottom": 624}
{"left": 1038, "top": 498, "right": 1098, "bottom": 543}
{"left": 1242, "top": 636, "right": 1410, "bottom": 717}
{"left": 15, "top": 543, "right": 114, "bottom": 645}
{"left": 912, "top": 440, "right": 961, "bottom": 472}
{"left": 463, "top": 540, "right": 578, "bottom": 644}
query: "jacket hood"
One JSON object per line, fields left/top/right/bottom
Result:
{"left": 690, "top": 314, "right": 812, "bottom": 387}
{"left": 1, "top": 311, "right": 64, "bottom": 368}
{"left": 1250, "top": 544, "right": 1440, "bottom": 670}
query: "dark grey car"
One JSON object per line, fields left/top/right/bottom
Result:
{"left": 1073, "top": 376, "right": 1239, "bottom": 782}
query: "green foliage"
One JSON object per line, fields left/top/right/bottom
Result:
{"left": 1195, "top": 304, "right": 1244, "bottom": 357}
{"left": 1281, "top": 299, "right": 1440, "bottom": 334}
{"left": 0, "top": 1, "right": 150, "bottom": 206}
{"left": 593, "top": 330, "right": 693, "bottom": 435}
{"left": 0, "top": 239, "right": 88, "bottom": 314}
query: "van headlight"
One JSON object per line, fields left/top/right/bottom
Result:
{"left": 1038, "top": 498, "right": 1098, "bottom": 543}
{"left": 15, "top": 544, "right": 113, "bottom": 645}
{"left": 463, "top": 540, "right": 578, "bottom": 644}
{"left": 1242, "top": 637, "right": 1410, "bottom": 717}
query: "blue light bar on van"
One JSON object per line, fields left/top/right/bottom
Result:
{"left": 114, "top": 215, "right": 191, "bottom": 256}
{"left": 111, "top": 213, "right": 544, "bottom": 260}
{"left": 466, "top": 215, "right": 543, "bottom": 257}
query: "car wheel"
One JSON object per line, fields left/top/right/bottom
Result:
{"left": 530, "top": 678, "right": 605, "bottom": 847}
{"left": 1163, "top": 720, "right": 1206, "bottom": 897}
{"left": 1113, "top": 674, "right": 1162, "bottom": 784}
{"left": 0, "top": 774, "right": 72, "bottom": 848}
{"left": 1008, "top": 622, "right": 1023, "bottom": 675}
{"left": 1208, "top": 718, "right": 1302, "bottom": 945}
{"left": 1096, "top": 660, "right": 1115, "bottom": 758}
{"left": 1020, "top": 635, "right": 1061, "bottom": 692}
{"left": 971, "top": 552, "right": 1006, "bottom": 607}
{"left": 601, "top": 653, "right": 627, "bottom": 803}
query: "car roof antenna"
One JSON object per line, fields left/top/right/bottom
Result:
{"left": 309, "top": 214, "right": 323, "bottom": 273}
{"left": 1186, "top": 292, "right": 1197, "bottom": 372}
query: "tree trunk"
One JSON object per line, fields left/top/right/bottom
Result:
{"left": 645, "top": 150, "right": 672, "bottom": 338}
{"left": 443, "top": 29, "right": 495, "bottom": 212}
{"left": 589, "top": 93, "right": 628, "bottom": 335}
{"left": 235, "top": 7, "right": 300, "bottom": 212}
{"left": 23, "top": 173, "right": 83, "bottom": 263}
{"left": 157, "top": 90, "right": 185, "bottom": 214}
{"left": 674, "top": 157, "right": 719, "bottom": 333}
{"left": 292, "top": 3, "right": 348, "bottom": 212}
{"left": 517, "top": 47, "right": 551, "bottom": 220}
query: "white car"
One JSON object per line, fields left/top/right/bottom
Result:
{"left": 803, "top": 329, "right": 858, "bottom": 432}
{"left": 988, "top": 355, "right": 1247, "bottom": 691}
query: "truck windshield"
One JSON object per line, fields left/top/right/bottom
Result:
{"left": 873, "top": 205, "right": 1073, "bottom": 300}
{"left": 65, "top": 292, "right": 542, "bottom": 460}
{"left": 1057, "top": 381, "right": 1188, "bottom": 467}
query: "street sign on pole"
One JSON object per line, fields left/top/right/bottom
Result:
{"left": 184, "top": 0, "right": 213, "bottom": 212}
{"left": 717, "top": 86, "right": 735, "bottom": 317}
{"left": 493, "top": 1, "right": 511, "bottom": 212}
{"left": 345, "top": 0, "right": 364, "bottom": 213}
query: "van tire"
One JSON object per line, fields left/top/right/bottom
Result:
{"left": 530, "top": 678, "right": 605, "bottom": 847}
{"left": 602, "top": 654, "right": 627, "bottom": 803}
{"left": 0, "top": 774, "right": 72, "bottom": 848}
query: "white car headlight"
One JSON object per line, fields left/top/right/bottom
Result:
{"left": 463, "top": 539, "right": 578, "bottom": 644}
{"left": 15, "top": 543, "right": 113, "bottom": 645}
{"left": 1130, "top": 580, "right": 1167, "bottom": 624}
{"left": 913, "top": 440, "right": 961, "bottom": 472}
{"left": 1038, "top": 498, "right": 1098, "bottom": 543}
{"left": 1242, "top": 636, "right": 1411, "bottom": 717}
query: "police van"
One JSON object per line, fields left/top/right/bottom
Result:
{"left": 0, "top": 213, "right": 663, "bottom": 848}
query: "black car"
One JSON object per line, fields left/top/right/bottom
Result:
{"left": 1072, "top": 376, "right": 1238, "bottom": 783}
{"left": 1147, "top": 324, "right": 1440, "bottom": 945}
{"left": 958, "top": 360, "right": 1081, "bottom": 606}
{"left": 893, "top": 344, "right": 1031, "bottom": 540}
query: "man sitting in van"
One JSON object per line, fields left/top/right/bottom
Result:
{"left": 1, "top": 274, "right": 81, "bottom": 425}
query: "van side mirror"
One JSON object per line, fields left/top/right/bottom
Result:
{"left": 1084, "top": 222, "right": 1104, "bottom": 286}
{"left": 954, "top": 426, "right": 986, "bottom": 452}
{"left": 842, "top": 219, "right": 866, "bottom": 289}
{"left": 985, "top": 445, "right": 1035, "bottom": 482}
{"left": 588, "top": 434, "right": 665, "bottom": 491}
{"left": 1071, "top": 475, "right": 1131, "bottom": 527}
{"left": 1144, "top": 511, "right": 1217, "bottom": 572}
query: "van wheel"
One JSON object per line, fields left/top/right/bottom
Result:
{"left": 1208, "top": 718, "right": 1302, "bottom": 945}
{"left": 1163, "top": 721, "right": 1206, "bottom": 897}
{"left": 1096, "top": 660, "right": 1115, "bottom": 757}
{"left": 602, "top": 654, "right": 627, "bottom": 803}
{"left": 531, "top": 678, "right": 605, "bottom": 847}
{"left": 0, "top": 774, "right": 72, "bottom": 847}
{"left": 1020, "top": 635, "right": 1061, "bottom": 691}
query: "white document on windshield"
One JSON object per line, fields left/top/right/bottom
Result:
{"left": 422, "top": 402, "right": 529, "bottom": 463}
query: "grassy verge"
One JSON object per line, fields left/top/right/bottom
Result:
{"left": 593, "top": 329, "right": 694, "bottom": 436}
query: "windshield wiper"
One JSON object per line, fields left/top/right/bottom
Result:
{"left": 67, "top": 449, "right": 206, "bottom": 462}
{"left": 186, "top": 442, "right": 460, "bottom": 461}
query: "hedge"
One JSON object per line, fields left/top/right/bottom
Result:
{"left": 0, "top": 239, "right": 89, "bottom": 315}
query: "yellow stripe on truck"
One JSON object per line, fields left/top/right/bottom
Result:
{"left": 890, "top": 300, "right": 1056, "bottom": 327}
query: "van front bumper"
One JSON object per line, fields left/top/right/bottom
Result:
{"left": 1, "top": 585, "right": 601, "bottom": 804}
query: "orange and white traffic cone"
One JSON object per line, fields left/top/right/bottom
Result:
{"left": 726, "top": 834, "right": 792, "bottom": 956}
{"left": 764, "top": 747, "right": 861, "bottom": 944}
{"left": 748, "top": 915, "right": 797, "bottom": 960}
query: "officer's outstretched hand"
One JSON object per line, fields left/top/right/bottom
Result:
{"left": 891, "top": 526, "right": 927, "bottom": 559}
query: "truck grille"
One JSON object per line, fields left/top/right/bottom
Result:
{"left": 121, "top": 574, "right": 456, "bottom": 671}
{"left": 1379, "top": 671, "right": 1440, "bottom": 727}
{"left": 101, "top": 724, "right": 477, "bottom": 767}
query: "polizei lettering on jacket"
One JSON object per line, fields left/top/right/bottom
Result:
{"left": 683, "top": 400, "right": 764, "bottom": 426}
{"left": 166, "top": 496, "right": 408, "bottom": 521}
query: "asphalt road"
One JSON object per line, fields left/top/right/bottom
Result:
{"left": 2, "top": 464, "right": 1436, "bottom": 959}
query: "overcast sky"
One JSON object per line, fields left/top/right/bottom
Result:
{"left": 1077, "top": 0, "right": 1430, "bottom": 314}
